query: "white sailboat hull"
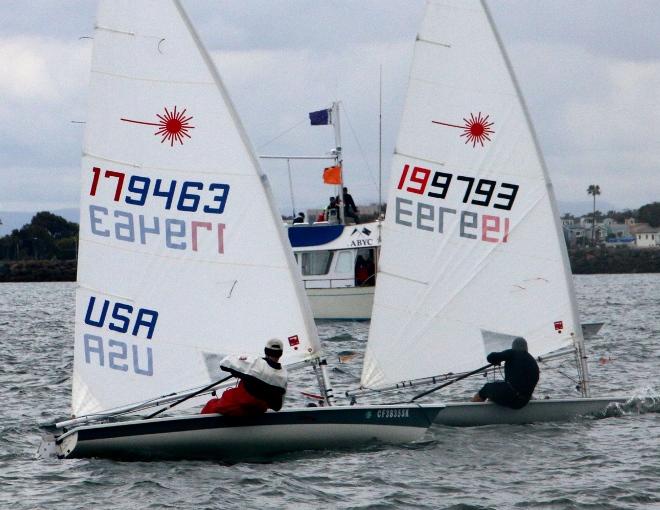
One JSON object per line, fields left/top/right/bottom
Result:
{"left": 307, "top": 287, "right": 375, "bottom": 320}
{"left": 434, "top": 397, "right": 628, "bottom": 427}
{"left": 53, "top": 404, "right": 442, "bottom": 461}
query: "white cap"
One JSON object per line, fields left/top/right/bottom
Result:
{"left": 265, "top": 338, "right": 284, "bottom": 351}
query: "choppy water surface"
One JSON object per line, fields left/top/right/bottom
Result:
{"left": 0, "top": 275, "right": 658, "bottom": 509}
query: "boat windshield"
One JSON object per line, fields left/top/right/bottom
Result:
{"left": 300, "top": 250, "right": 333, "bottom": 275}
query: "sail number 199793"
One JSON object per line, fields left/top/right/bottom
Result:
{"left": 395, "top": 163, "right": 519, "bottom": 244}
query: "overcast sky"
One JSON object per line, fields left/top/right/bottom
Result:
{"left": 1, "top": 0, "right": 658, "bottom": 218}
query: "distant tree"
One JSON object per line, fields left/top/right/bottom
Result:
{"left": 637, "top": 202, "right": 660, "bottom": 228}
{"left": 0, "top": 212, "right": 79, "bottom": 260}
{"left": 54, "top": 237, "right": 78, "bottom": 260}
{"left": 587, "top": 185, "right": 601, "bottom": 244}
{"left": 31, "top": 211, "right": 78, "bottom": 239}
{"left": 606, "top": 209, "right": 630, "bottom": 223}
{"left": 16, "top": 224, "right": 54, "bottom": 259}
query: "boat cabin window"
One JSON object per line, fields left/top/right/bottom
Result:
{"left": 300, "top": 250, "right": 333, "bottom": 276}
{"left": 355, "top": 248, "right": 376, "bottom": 286}
{"left": 334, "top": 251, "right": 354, "bottom": 274}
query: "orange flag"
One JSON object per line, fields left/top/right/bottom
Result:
{"left": 323, "top": 165, "right": 342, "bottom": 185}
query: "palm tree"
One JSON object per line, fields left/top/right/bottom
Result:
{"left": 587, "top": 184, "right": 601, "bottom": 245}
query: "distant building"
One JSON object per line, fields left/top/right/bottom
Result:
{"left": 605, "top": 220, "right": 631, "bottom": 239}
{"left": 579, "top": 217, "right": 593, "bottom": 228}
{"left": 633, "top": 225, "right": 660, "bottom": 248}
{"left": 559, "top": 211, "right": 660, "bottom": 249}
{"left": 561, "top": 215, "right": 576, "bottom": 227}
{"left": 563, "top": 224, "right": 587, "bottom": 248}
{"left": 604, "top": 237, "right": 636, "bottom": 248}
{"left": 561, "top": 213, "right": 639, "bottom": 248}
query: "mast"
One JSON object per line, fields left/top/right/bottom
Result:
{"left": 360, "top": 0, "right": 584, "bottom": 392}
{"left": 331, "top": 101, "right": 345, "bottom": 224}
{"left": 378, "top": 65, "right": 383, "bottom": 219}
{"left": 481, "top": 0, "right": 590, "bottom": 397}
{"left": 286, "top": 159, "right": 296, "bottom": 219}
{"left": 71, "top": 0, "right": 325, "bottom": 417}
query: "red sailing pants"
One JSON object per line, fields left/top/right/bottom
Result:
{"left": 200, "top": 381, "right": 269, "bottom": 417}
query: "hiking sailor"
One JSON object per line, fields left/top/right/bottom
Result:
{"left": 471, "top": 337, "right": 539, "bottom": 409}
{"left": 201, "top": 339, "right": 288, "bottom": 416}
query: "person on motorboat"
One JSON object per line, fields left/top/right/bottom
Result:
{"left": 339, "top": 187, "right": 360, "bottom": 224}
{"left": 471, "top": 337, "right": 539, "bottom": 409}
{"left": 201, "top": 338, "right": 288, "bottom": 416}
{"left": 292, "top": 212, "right": 305, "bottom": 224}
{"left": 325, "top": 196, "right": 340, "bottom": 223}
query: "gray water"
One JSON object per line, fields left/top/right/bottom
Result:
{"left": 1, "top": 274, "right": 658, "bottom": 509}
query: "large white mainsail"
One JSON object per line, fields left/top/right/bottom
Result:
{"left": 73, "top": 0, "right": 320, "bottom": 416}
{"left": 361, "top": 0, "right": 583, "bottom": 390}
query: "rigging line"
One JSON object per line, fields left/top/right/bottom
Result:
{"left": 372, "top": 363, "right": 496, "bottom": 405}
{"left": 410, "top": 364, "right": 492, "bottom": 402}
{"left": 256, "top": 118, "right": 308, "bottom": 151}
{"left": 145, "top": 374, "right": 234, "bottom": 419}
{"left": 556, "top": 369, "right": 579, "bottom": 385}
{"left": 342, "top": 103, "right": 377, "bottom": 187}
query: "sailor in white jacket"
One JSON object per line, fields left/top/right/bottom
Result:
{"left": 201, "top": 339, "right": 288, "bottom": 416}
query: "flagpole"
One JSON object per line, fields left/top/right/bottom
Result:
{"left": 286, "top": 158, "right": 296, "bottom": 220}
{"left": 332, "top": 101, "right": 345, "bottom": 225}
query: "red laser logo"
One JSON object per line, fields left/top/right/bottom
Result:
{"left": 432, "top": 112, "right": 494, "bottom": 147}
{"left": 121, "top": 106, "right": 195, "bottom": 146}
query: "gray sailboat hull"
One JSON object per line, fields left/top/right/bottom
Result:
{"left": 53, "top": 404, "right": 442, "bottom": 461}
{"left": 434, "top": 397, "right": 628, "bottom": 427}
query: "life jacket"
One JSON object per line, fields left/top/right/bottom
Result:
{"left": 219, "top": 355, "right": 287, "bottom": 411}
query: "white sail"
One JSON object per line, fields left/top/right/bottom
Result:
{"left": 73, "top": 0, "right": 321, "bottom": 416}
{"left": 361, "top": 0, "right": 582, "bottom": 389}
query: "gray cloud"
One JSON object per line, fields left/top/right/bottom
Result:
{"left": 0, "top": 1, "right": 658, "bottom": 216}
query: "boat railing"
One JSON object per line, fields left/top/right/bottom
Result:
{"left": 303, "top": 275, "right": 376, "bottom": 289}
{"left": 303, "top": 277, "right": 355, "bottom": 289}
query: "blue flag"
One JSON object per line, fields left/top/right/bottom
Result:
{"left": 309, "top": 108, "right": 331, "bottom": 126}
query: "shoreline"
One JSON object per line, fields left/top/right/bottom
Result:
{"left": 0, "top": 260, "right": 76, "bottom": 282}
{"left": 1, "top": 247, "right": 659, "bottom": 282}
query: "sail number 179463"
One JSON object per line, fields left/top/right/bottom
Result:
{"left": 90, "top": 167, "right": 230, "bottom": 215}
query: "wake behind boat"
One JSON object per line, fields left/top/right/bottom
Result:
{"left": 40, "top": 0, "right": 441, "bottom": 461}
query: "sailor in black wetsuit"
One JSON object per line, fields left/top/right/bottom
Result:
{"left": 472, "top": 337, "right": 539, "bottom": 409}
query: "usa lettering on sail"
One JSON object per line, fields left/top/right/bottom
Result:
{"left": 83, "top": 296, "right": 159, "bottom": 377}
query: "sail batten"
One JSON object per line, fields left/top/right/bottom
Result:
{"left": 73, "top": 0, "right": 321, "bottom": 416}
{"left": 361, "top": 0, "right": 581, "bottom": 390}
